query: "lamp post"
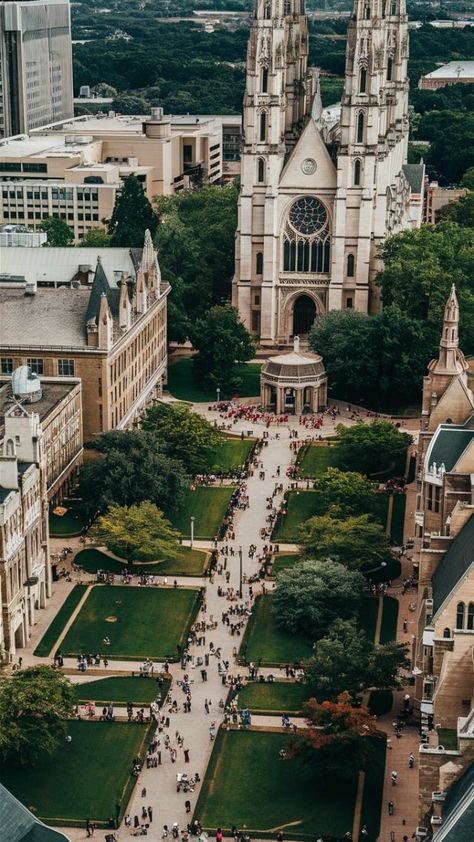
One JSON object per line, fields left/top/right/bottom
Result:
{"left": 190, "top": 516, "right": 195, "bottom": 550}
{"left": 239, "top": 545, "right": 243, "bottom": 598}
{"left": 362, "top": 561, "right": 388, "bottom": 577}
{"left": 216, "top": 386, "right": 221, "bottom": 404}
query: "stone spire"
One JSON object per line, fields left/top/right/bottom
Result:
{"left": 140, "top": 229, "right": 155, "bottom": 274}
{"left": 433, "top": 285, "right": 468, "bottom": 375}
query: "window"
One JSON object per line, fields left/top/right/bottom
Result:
{"left": 468, "top": 603, "right": 474, "bottom": 631}
{"left": 1, "top": 358, "right": 13, "bottom": 374}
{"left": 262, "top": 67, "right": 269, "bottom": 93}
{"left": 23, "top": 163, "right": 47, "bottom": 173}
{"left": 27, "top": 358, "right": 44, "bottom": 375}
{"left": 456, "top": 602, "right": 465, "bottom": 630}
{"left": 387, "top": 57, "right": 393, "bottom": 81}
{"left": 183, "top": 144, "right": 193, "bottom": 164}
{"left": 354, "top": 159, "right": 362, "bottom": 185}
{"left": 434, "top": 485, "right": 441, "bottom": 513}
{"left": 254, "top": 294, "right": 260, "bottom": 306}
{"left": 359, "top": 67, "right": 367, "bottom": 93}
{"left": 284, "top": 0, "right": 291, "bottom": 13}
{"left": 347, "top": 254, "right": 355, "bottom": 277}
{"left": 283, "top": 197, "right": 331, "bottom": 274}
{"left": 264, "top": 0, "right": 271, "bottom": 18}
{"left": 443, "top": 628, "right": 451, "bottom": 638}
{"left": 257, "top": 158, "right": 265, "bottom": 183}
{"left": 365, "top": 3, "right": 370, "bottom": 18}
{"left": 346, "top": 297, "right": 353, "bottom": 309}
{"left": 357, "top": 112, "right": 365, "bottom": 143}
{"left": 259, "top": 111, "right": 267, "bottom": 143}
{"left": 252, "top": 311, "right": 260, "bottom": 332}
{"left": 256, "top": 252, "right": 264, "bottom": 275}
{"left": 58, "top": 359, "right": 75, "bottom": 376}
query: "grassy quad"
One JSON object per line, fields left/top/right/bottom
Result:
{"left": 296, "top": 444, "right": 338, "bottom": 478}
{"left": 195, "top": 729, "right": 385, "bottom": 840}
{"left": 206, "top": 436, "right": 255, "bottom": 472}
{"left": 74, "top": 546, "right": 208, "bottom": 577}
{"left": 0, "top": 720, "right": 150, "bottom": 827}
{"left": 49, "top": 500, "right": 88, "bottom": 537}
{"left": 235, "top": 681, "right": 309, "bottom": 714}
{"left": 167, "top": 359, "right": 261, "bottom": 402}
{"left": 240, "top": 595, "right": 313, "bottom": 666}
{"left": 75, "top": 676, "right": 171, "bottom": 706}
{"left": 170, "top": 486, "right": 236, "bottom": 539}
{"left": 61, "top": 585, "right": 200, "bottom": 661}
{"left": 34, "top": 585, "right": 88, "bottom": 657}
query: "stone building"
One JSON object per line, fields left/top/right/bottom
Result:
{"left": 0, "top": 231, "right": 169, "bottom": 441}
{"left": 233, "top": 0, "right": 424, "bottom": 346}
{"left": 418, "top": 61, "right": 474, "bottom": 91}
{"left": 260, "top": 336, "right": 327, "bottom": 412}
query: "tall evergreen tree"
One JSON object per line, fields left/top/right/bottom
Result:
{"left": 108, "top": 174, "right": 157, "bottom": 246}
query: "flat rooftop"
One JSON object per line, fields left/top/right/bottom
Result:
{"left": 0, "top": 379, "right": 79, "bottom": 430}
{"left": 423, "top": 61, "right": 474, "bottom": 79}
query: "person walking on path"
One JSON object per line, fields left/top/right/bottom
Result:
{"left": 184, "top": 748, "right": 190, "bottom": 763}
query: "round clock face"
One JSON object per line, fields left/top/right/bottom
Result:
{"left": 288, "top": 196, "right": 328, "bottom": 236}
{"left": 301, "top": 157, "right": 317, "bottom": 175}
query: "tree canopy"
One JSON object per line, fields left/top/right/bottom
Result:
{"left": 272, "top": 558, "right": 366, "bottom": 640}
{"left": 310, "top": 467, "right": 379, "bottom": 519}
{"left": 90, "top": 501, "right": 180, "bottom": 562}
{"left": 190, "top": 305, "right": 255, "bottom": 393}
{"left": 108, "top": 174, "right": 157, "bottom": 246}
{"left": 299, "top": 513, "right": 391, "bottom": 572}
{"left": 141, "top": 402, "right": 222, "bottom": 475}
{"left": 334, "top": 421, "right": 412, "bottom": 477}
{"left": 40, "top": 216, "right": 74, "bottom": 246}
{"left": 437, "top": 192, "right": 474, "bottom": 229}
{"left": 79, "top": 228, "right": 111, "bottom": 247}
{"left": 0, "top": 667, "right": 75, "bottom": 765}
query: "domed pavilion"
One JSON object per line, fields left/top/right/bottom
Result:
{"left": 260, "top": 336, "right": 327, "bottom": 414}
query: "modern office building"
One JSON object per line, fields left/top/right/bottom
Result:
{"left": 0, "top": 0, "right": 74, "bottom": 138}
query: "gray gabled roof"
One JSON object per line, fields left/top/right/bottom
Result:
{"left": 403, "top": 162, "right": 425, "bottom": 193}
{"left": 0, "top": 783, "right": 70, "bottom": 842}
{"left": 85, "top": 258, "right": 121, "bottom": 326}
{"left": 427, "top": 425, "right": 474, "bottom": 474}
{"left": 435, "top": 762, "right": 474, "bottom": 841}
{"left": 432, "top": 515, "right": 474, "bottom": 616}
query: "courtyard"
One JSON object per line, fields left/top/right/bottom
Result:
{"left": 169, "top": 486, "right": 237, "bottom": 539}
{"left": 74, "top": 675, "right": 171, "bottom": 705}
{"left": 235, "top": 681, "right": 309, "bottom": 714}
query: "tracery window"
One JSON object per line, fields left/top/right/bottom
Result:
{"left": 347, "top": 253, "right": 355, "bottom": 277}
{"left": 456, "top": 601, "right": 465, "bottom": 630}
{"left": 256, "top": 251, "right": 264, "bottom": 274}
{"left": 283, "top": 197, "right": 330, "bottom": 273}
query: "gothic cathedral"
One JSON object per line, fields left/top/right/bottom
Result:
{"left": 232, "top": 0, "right": 424, "bottom": 347}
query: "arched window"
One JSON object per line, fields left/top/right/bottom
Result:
{"left": 387, "top": 57, "right": 393, "bottom": 81}
{"left": 443, "top": 628, "right": 451, "bottom": 639}
{"left": 359, "top": 67, "right": 367, "bottom": 93}
{"left": 357, "top": 112, "right": 365, "bottom": 143}
{"left": 347, "top": 253, "right": 355, "bottom": 277}
{"left": 259, "top": 111, "right": 267, "bottom": 143}
{"left": 257, "top": 157, "right": 265, "bottom": 183}
{"left": 354, "top": 158, "right": 362, "bottom": 185}
{"left": 264, "top": 0, "right": 271, "bottom": 19}
{"left": 468, "top": 603, "right": 474, "bottom": 631}
{"left": 261, "top": 67, "right": 269, "bottom": 93}
{"left": 284, "top": 0, "right": 291, "bottom": 15}
{"left": 364, "top": 3, "right": 371, "bottom": 19}
{"left": 256, "top": 251, "right": 264, "bottom": 275}
{"left": 456, "top": 601, "right": 465, "bottom": 630}
{"left": 283, "top": 196, "right": 331, "bottom": 274}
{"left": 391, "top": 1, "right": 397, "bottom": 14}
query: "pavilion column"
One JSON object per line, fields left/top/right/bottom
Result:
{"left": 295, "top": 389, "right": 303, "bottom": 415}
{"left": 276, "top": 387, "right": 284, "bottom": 414}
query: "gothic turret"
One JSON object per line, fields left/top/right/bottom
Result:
{"left": 433, "top": 285, "right": 468, "bottom": 376}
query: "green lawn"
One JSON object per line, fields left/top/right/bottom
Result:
{"left": 240, "top": 595, "right": 313, "bottom": 666}
{"left": 358, "top": 597, "right": 380, "bottom": 643}
{"left": 360, "top": 736, "right": 387, "bottom": 840}
{"left": 236, "top": 682, "right": 309, "bottom": 714}
{"left": 296, "top": 444, "right": 338, "bottom": 478}
{"left": 1, "top": 720, "right": 150, "bottom": 826}
{"left": 390, "top": 494, "right": 407, "bottom": 545}
{"left": 74, "top": 546, "right": 208, "bottom": 577}
{"left": 75, "top": 676, "right": 171, "bottom": 706}
{"left": 272, "top": 491, "right": 319, "bottom": 542}
{"left": 368, "top": 689, "right": 393, "bottom": 717}
{"left": 379, "top": 596, "right": 399, "bottom": 644}
{"left": 271, "top": 553, "right": 302, "bottom": 577}
{"left": 207, "top": 437, "right": 255, "bottom": 472}
{"left": 195, "top": 729, "right": 371, "bottom": 839}
{"left": 169, "top": 486, "right": 236, "bottom": 539}
{"left": 49, "top": 500, "right": 88, "bottom": 537}
{"left": 167, "top": 359, "right": 262, "bottom": 402}
{"left": 34, "top": 585, "right": 87, "bottom": 657}
{"left": 61, "top": 585, "right": 200, "bottom": 660}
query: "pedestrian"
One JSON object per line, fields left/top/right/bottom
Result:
{"left": 124, "top": 815, "right": 131, "bottom": 828}
{"left": 148, "top": 806, "right": 153, "bottom": 823}
{"left": 209, "top": 722, "right": 217, "bottom": 740}
{"left": 391, "top": 770, "right": 398, "bottom": 785}
{"left": 201, "top": 668, "right": 207, "bottom": 681}
{"left": 185, "top": 800, "right": 191, "bottom": 814}
{"left": 184, "top": 748, "right": 190, "bottom": 763}
{"left": 204, "top": 699, "right": 210, "bottom": 714}
{"left": 86, "top": 819, "right": 92, "bottom": 838}
{"left": 388, "top": 801, "right": 394, "bottom": 815}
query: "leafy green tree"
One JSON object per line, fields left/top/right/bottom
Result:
{"left": 141, "top": 402, "right": 222, "bottom": 474}
{"left": 376, "top": 304, "right": 437, "bottom": 405}
{"left": 334, "top": 420, "right": 412, "bottom": 477}
{"left": 299, "top": 514, "right": 391, "bottom": 572}
{"left": 90, "top": 501, "right": 180, "bottom": 562}
{"left": 272, "top": 559, "right": 366, "bottom": 639}
{"left": 310, "top": 467, "right": 379, "bottom": 519}
{"left": 461, "top": 167, "right": 474, "bottom": 190}
{"left": 112, "top": 94, "right": 149, "bottom": 115}
{"left": 190, "top": 305, "right": 255, "bottom": 393}
{"left": 437, "top": 192, "right": 474, "bottom": 229}
{"left": 108, "top": 174, "right": 157, "bottom": 247}
{"left": 40, "top": 216, "right": 74, "bottom": 246}
{"left": 78, "top": 228, "right": 111, "bottom": 247}
{"left": 0, "top": 667, "right": 75, "bottom": 765}
{"left": 77, "top": 430, "right": 188, "bottom": 515}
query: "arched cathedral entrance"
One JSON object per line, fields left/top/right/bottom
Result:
{"left": 293, "top": 295, "right": 316, "bottom": 336}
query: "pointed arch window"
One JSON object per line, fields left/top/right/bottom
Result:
{"left": 456, "top": 601, "right": 465, "bottom": 630}
{"left": 364, "top": 4, "right": 371, "bottom": 19}
{"left": 354, "top": 158, "right": 362, "bottom": 185}
{"left": 359, "top": 67, "right": 367, "bottom": 94}
{"left": 259, "top": 111, "right": 267, "bottom": 143}
{"left": 264, "top": 0, "right": 271, "bottom": 19}
{"left": 443, "top": 628, "right": 451, "bottom": 639}
{"left": 468, "top": 603, "right": 474, "bottom": 631}
{"left": 391, "top": 1, "right": 397, "bottom": 14}
{"left": 387, "top": 57, "right": 393, "bottom": 81}
{"left": 257, "top": 157, "right": 266, "bottom": 183}
{"left": 282, "top": 196, "right": 331, "bottom": 274}
{"left": 356, "top": 112, "right": 365, "bottom": 143}
{"left": 256, "top": 251, "right": 264, "bottom": 275}
{"left": 347, "top": 253, "right": 355, "bottom": 277}
{"left": 261, "top": 67, "right": 269, "bottom": 93}
{"left": 284, "top": 0, "right": 291, "bottom": 15}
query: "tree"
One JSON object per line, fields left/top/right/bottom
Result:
{"left": 141, "top": 402, "right": 222, "bottom": 475}
{"left": 90, "top": 501, "right": 180, "bottom": 562}
{"left": 334, "top": 420, "right": 412, "bottom": 477}
{"left": 437, "top": 192, "right": 474, "bottom": 229}
{"left": 305, "top": 619, "right": 409, "bottom": 701}
{"left": 190, "top": 305, "right": 255, "bottom": 393}
{"left": 272, "top": 559, "right": 366, "bottom": 639}
{"left": 310, "top": 467, "right": 379, "bottom": 519}
{"left": 79, "top": 228, "right": 111, "bottom": 247}
{"left": 289, "top": 692, "right": 381, "bottom": 779}
{"left": 299, "top": 514, "right": 391, "bottom": 572}
{"left": 77, "top": 430, "right": 189, "bottom": 516}
{"left": 40, "top": 216, "right": 74, "bottom": 246}
{"left": 461, "top": 167, "right": 474, "bottom": 190}
{"left": 108, "top": 174, "right": 157, "bottom": 247}
{"left": 112, "top": 94, "right": 149, "bottom": 115}
{"left": 0, "top": 666, "right": 75, "bottom": 765}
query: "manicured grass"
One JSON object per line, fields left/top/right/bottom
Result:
{"left": 438, "top": 728, "right": 458, "bottom": 751}
{"left": 360, "top": 736, "right": 387, "bottom": 839}
{"left": 368, "top": 689, "right": 393, "bottom": 717}
{"left": 236, "top": 681, "right": 309, "bottom": 714}
{"left": 240, "top": 595, "right": 313, "bottom": 666}
{"left": 75, "top": 546, "right": 208, "bottom": 577}
{"left": 358, "top": 597, "right": 380, "bottom": 643}
{"left": 297, "top": 444, "right": 338, "bottom": 478}
{"left": 390, "top": 494, "right": 407, "bottom": 545}
{"left": 169, "top": 486, "right": 236, "bottom": 539}
{"left": 270, "top": 553, "right": 302, "bottom": 577}
{"left": 167, "top": 359, "right": 262, "bottom": 402}
{"left": 34, "top": 585, "right": 88, "bottom": 657}
{"left": 272, "top": 491, "right": 319, "bottom": 542}
{"left": 195, "top": 729, "right": 358, "bottom": 838}
{"left": 380, "top": 596, "right": 399, "bottom": 644}
{"left": 1, "top": 720, "right": 150, "bottom": 827}
{"left": 49, "top": 500, "right": 88, "bottom": 537}
{"left": 75, "top": 676, "right": 171, "bottom": 706}
{"left": 207, "top": 436, "right": 255, "bottom": 472}
{"left": 61, "top": 585, "right": 200, "bottom": 660}
{"left": 368, "top": 556, "right": 402, "bottom": 585}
